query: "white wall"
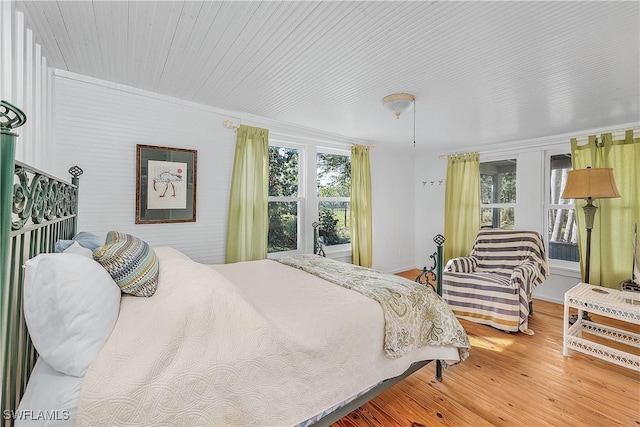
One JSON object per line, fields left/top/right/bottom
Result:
{"left": 414, "top": 151, "right": 447, "bottom": 271}
{"left": 53, "top": 71, "right": 234, "bottom": 263}
{"left": 0, "top": 0, "right": 53, "bottom": 167}
{"left": 370, "top": 147, "right": 415, "bottom": 273}
{"left": 53, "top": 70, "right": 414, "bottom": 269}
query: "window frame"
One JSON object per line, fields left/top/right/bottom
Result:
{"left": 316, "top": 146, "right": 352, "bottom": 253}
{"left": 266, "top": 141, "right": 352, "bottom": 258}
{"left": 267, "top": 142, "right": 306, "bottom": 256}
{"left": 543, "top": 149, "right": 580, "bottom": 273}
{"left": 479, "top": 157, "right": 518, "bottom": 230}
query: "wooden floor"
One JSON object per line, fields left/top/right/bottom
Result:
{"left": 333, "top": 270, "right": 640, "bottom": 427}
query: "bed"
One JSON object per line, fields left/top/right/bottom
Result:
{"left": 0, "top": 100, "right": 470, "bottom": 426}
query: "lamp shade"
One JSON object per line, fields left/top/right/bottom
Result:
{"left": 382, "top": 93, "right": 415, "bottom": 119}
{"left": 560, "top": 167, "right": 621, "bottom": 200}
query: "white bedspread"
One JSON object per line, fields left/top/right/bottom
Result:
{"left": 76, "top": 250, "right": 461, "bottom": 426}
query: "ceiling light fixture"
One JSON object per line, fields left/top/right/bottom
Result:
{"left": 382, "top": 93, "right": 415, "bottom": 119}
{"left": 382, "top": 93, "right": 417, "bottom": 147}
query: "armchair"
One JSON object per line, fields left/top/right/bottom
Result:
{"left": 442, "top": 229, "right": 549, "bottom": 334}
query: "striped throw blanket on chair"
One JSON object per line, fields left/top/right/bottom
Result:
{"left": 442, "top": 229, "right": 549, "bottom": 334}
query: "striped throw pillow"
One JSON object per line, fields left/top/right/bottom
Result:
{"left": 93, "top": 231, "right": 159, "bottom": 297}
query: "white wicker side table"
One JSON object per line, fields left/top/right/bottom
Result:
{"left": 563, "top": 282, "right": 640, "bottom": 371}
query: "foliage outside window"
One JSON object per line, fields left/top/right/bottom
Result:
{"left": 480, "top": 159, "right": 516, "bottom": 229}
{"left": 268, "top": 146, "right": 301, "bottom": 253}
{"left": 317, "top": 152, "right": 351, "bottom": 247}
{"left": 546, "top": 154, "right": 579, "bottom": 262}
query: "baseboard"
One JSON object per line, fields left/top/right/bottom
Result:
{"left": 383, "top": 265, "right": 418, "bottom": 275}
{"left": 532, "top": 295, "right": 563, "bottom": 305}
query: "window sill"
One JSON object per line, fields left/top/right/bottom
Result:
{"left": 549, "top": 260, "right": 581, "bottom": 279}
{"left": 267, "top": 246, "right": 352, "bottom": 260}
{"left": 323, "top": 244, "right": 352, "bottom": 259}
{"left": 267, "top": 249, "right": 300, "bottom": 259}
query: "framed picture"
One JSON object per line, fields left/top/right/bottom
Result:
{"left": 136, "top": 144, "right": 197, "bottom": 224}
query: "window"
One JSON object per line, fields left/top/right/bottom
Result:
{"left": 480, "top": 159, "right": 517, "bottom": 229}
{"left": 268, "top": 146, "right": 302, "bottom": 253}
{"left": 267, "top": 144, "right": 351, "bottom": 255}
{"left": 546, "top": 154, "right": 579, "bottom": 262}
{"left": 317, "top": 152, "right": 351, "bottom": 247}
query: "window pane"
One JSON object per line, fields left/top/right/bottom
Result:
{"left": 269, "top": 146, "right": 298, "bottom": 197}
{"left": 480, "top": 175, "right": 494, "bottom": 204}
{"left": 480, "top": 160, "right": 516, "bottom": 204}
{"left": 550, "top": 154, "right": 572, "bottom": 203}
{"left": 481, "top": 207, "right": 515, "bottom": 229}
{"left": 268, "top": 201, "right": 298, "bottom": 252}
{"left": 548, "top": 208, "right": 579, "bottom": 262}
{"left": 548, "top": 154, "right": 578, "bottom": 262}
{"left": 318, "top": 201, "right": 351, "bottom": 245}
{"left": 317, "top": 153, "right": 351, "bottom": 197}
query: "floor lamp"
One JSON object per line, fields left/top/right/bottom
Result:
{"left": 561, "top": 166, "right": 621, "bottom": 322}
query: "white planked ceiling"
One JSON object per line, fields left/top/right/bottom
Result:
{"left": 14, "top": 0, "right": 640, "bottom": 151}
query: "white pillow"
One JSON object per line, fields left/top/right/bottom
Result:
{"left": 23, "top": 253, "right": 121, "bottom": 377}
{"left": 63, "top": 241, "right": 93, "bottom": 258}
{"left": 154, "top": 246, "right": 192, "bottom": 261}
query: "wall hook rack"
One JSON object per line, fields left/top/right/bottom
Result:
{"left": 422, "top": 179, "right": 445, "bottom": 186}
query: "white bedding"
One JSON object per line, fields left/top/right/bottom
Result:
{"left": 74, "top": 250, "right": 461, "bottom": 426}
{"left": 16, "top": 359, "right": 81, "bottom": 427}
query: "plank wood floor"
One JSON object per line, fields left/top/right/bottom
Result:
{"left": 333, "top": 270, "right": 640, "bottom": 427}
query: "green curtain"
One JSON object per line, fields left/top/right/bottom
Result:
{"left": 350, "top": 145, "right": 372, "bottom": 267}
{"left": 570, "top": 130, "right": 640, "bottom": 288}
{"left": 225, "top": 125, "right": 269, "bottom": 263}
{"left": 444, "top": 152, "right": 481, "bottom": 262}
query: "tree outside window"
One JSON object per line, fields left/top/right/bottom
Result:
{"left": 268, "top": 146, "right": 300, "bottom": 253}
{"left": 317, "top": 152, "right": 351, "bottom": 246}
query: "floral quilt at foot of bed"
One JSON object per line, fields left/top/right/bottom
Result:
{"left": 276, "top": 254, "right": 470, "bottom": 363}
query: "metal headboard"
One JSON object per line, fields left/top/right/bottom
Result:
{"left": 0, "top": 101, "right": 81, "bottom": 426}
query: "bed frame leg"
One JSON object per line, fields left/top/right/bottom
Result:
{"left": 434, "top": 234, "right": 445, "bottom": 382}
{"left": 413, "top": 235, "right": 448, "bottom": 382}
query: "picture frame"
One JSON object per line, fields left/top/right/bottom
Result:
{"left": 136, "top": 144, "right": 197, "bottom": 224}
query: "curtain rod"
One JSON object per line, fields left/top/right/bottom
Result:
{"left": 568, "top": 126, "right": 639, "bottom": 141}
{"left": 222, "top": 119, "right": 376, "bottom": 150}
{"left": 438, "top": 126, "right": 640, "bottom": 159}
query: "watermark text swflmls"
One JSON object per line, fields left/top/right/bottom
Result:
{"left": 2, "top": 409, "right": 70, "bottom": 421}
